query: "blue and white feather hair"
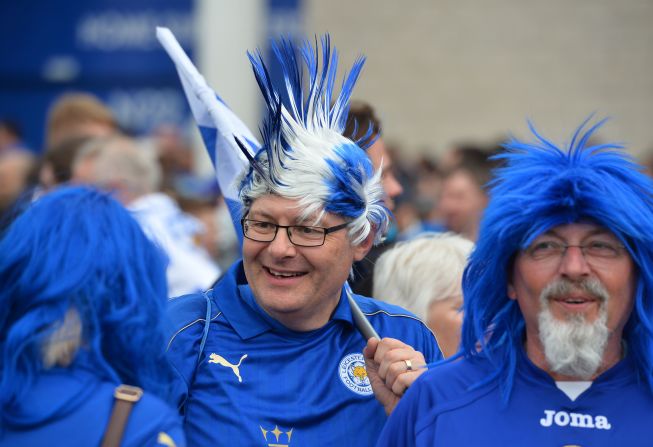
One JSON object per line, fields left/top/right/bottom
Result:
{"left": 238, "top": 35, "right": 389, "bottom": 245}
{"left": 0, "top": 186, "right": 174, "bottom": 427}
{"left": 460, "top": 117, "right": 653, "bottom": 401}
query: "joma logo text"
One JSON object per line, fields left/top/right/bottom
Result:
{"left": 540, "top": 410, "right": 611, "bottom": 430}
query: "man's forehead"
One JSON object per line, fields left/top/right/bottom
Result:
{"left": 536, "top": 222, "right": 617, "bottom": 239}
{"left": 248, "top": 194, "right": 326, "bottom": 224}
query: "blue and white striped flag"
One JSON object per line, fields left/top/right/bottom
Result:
{"left": 156, "top": 27, "right": 259, "bottom": 243}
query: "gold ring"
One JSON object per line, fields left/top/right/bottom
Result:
{"left": 405, "top": 359, "right": 413, "bottom": 371}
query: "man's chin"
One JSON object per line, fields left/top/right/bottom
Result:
{"left": 539, "top": 309, "right": 609, "bottom": 379}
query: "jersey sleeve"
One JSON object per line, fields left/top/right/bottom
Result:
{"left": 417, "top": 323, "right": 443, "bottom": 364}
{"left": 357, "top": 295, "right": 444, "bottom": 363}
{"left": 165, "top": 292, "right": 212, "bottom": 412}
{"left": 123, "top": 393, "right": 188, "bottom": 447}
{"left": 153, "top": 423, "right": 186, "bottom": 447}
{"left": 150, "top": 410, "right": 187, "bottom": 447}
{"left": 388, "top": 313, "right": 443, "bottom": 365}
{"left": 375, "top": 377, "right": 425, "bottom": 447}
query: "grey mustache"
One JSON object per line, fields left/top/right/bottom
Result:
{"left": 541, "top": 278, "right": 609, "bottom": 303}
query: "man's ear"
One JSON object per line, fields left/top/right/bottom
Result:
{"left": 507, "top": 283, "right": 517, "bottom": 300}
{"left": 353, "top": 231, "right": 375, "bottom": 261}
{"left": 506, "top": 255, "right": 517, "bottom": 300}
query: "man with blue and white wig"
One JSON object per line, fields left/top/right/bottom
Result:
{"left": 378, "top": 118, "right": 653, "bottom": 446}
{"left": 165, "top": 35, "right": 441, "bottom": 446}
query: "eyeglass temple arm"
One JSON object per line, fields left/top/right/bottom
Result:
{"left": 345, "top": 283, "right": 380, "bottom": 340}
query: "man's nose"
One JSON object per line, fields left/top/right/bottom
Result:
{"left": 267, "top": 227, "right": 297, "bottom": 258}
{"left": 558, "top": 245, "right": 591, "bottom": 279}
{"left": 385, "top": 173, "right": 403, "bottom": 199}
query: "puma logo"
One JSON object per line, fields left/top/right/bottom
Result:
{"left": 208, "top": 353, "right": 248, "bottom": 382}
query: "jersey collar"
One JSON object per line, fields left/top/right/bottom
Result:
{"left": 216, "top": 261, "right": 355, "bottom": 339}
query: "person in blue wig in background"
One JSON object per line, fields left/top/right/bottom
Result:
{"left": 0, "top": 186, "right": 185, "bottom": 446}
{"left": 377, "top": 118, "right": 653, "bottom": 446}
{"left": 164, "top": 35, "right": 441, "bottom": 446}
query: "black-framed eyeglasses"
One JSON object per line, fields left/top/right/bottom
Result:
{"left": 241, "top": 218, "right": 349, "bottom": 247}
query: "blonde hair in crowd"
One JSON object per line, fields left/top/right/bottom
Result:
{"left": 373, "top": 232, "right": 473, "bottom": 321}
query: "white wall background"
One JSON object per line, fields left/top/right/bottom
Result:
{"left": 195, "top": 1, "right": 653, "bottom": 159}
{"left": 305, "top": 0, "right": 653, "bottom": 157}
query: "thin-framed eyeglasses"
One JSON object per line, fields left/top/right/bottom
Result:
{"left": 523, "top": 239, "right": 627, "bottom": 264}
{"left": 241, "top": 218, "right": 349, "bottom": 247}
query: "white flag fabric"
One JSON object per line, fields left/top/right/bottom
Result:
{"left": 156, "top": 27, "right": 259, "bottom": 242}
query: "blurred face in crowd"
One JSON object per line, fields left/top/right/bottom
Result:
{"left": 242, "top": 194, "right": 370, "bottom": 331}
{"left": 48, "top": 120, "right": 116, "bottom": 150}
{"left": 0, "top": 151, "right": 34, "bottom": 211}
{"left": 367, "top": 138, "right": 403, "bottom": 211}
{"left": 427, "top": 294, "right": 463, "bottom": 358}
{"left": 71, "top": 154, "right": 97, "bottom": 185}
{"left": 0, "top": 124, "right": 20, "bottom": 152}
{"left": 439, "top": 169, "right": 487, "bottom": 241}
{"left": 508, "top": 223, "right": 636, "bottom": 379}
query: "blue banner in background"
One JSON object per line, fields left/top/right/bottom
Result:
{"left": 0, "top": 0, "right": 194, "bottom": 152}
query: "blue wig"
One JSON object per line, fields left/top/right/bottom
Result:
{"left": 0, "top": 186, "right": 173, "bottom": 425}
{"left": 239, "top": 36, "right": 389, "bottom": 245}
{"left": 461, "top": 117, "right": 653, "bottom": 401}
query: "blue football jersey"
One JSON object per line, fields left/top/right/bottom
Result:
{"left": 377, "top": 348, "right": 653, "bottom": 446}
{"left": 166, "top": 261, "right": 442, "bottom": 446}
{"left": 0, "top": 368, "right": 185, "bottom": 447}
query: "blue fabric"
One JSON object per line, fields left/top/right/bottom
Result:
{"left": 166, "top": 261, "right": 441, "bottom": 446}
{"left": 0, "top": 368, "right": 185, "bottom": 447}
{"left": 197, "top": 125, "right": 218, "bottom": 167}
{"left": 377, "top": 348, "right": 653, "bottom": 446}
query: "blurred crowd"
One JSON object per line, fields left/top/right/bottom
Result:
{"left": 0, "top": 92, "right": 241, "bottom": 297}
{"left": 14, "top": 91, "right": 651, "bottom": 357}
{"left": 0, "top": 92, "right": 515, "bottom": 366}
{"left": 0, "top": 91, "right": 502, "bottom": 298}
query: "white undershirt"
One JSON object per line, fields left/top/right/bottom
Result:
{"left": 555, "top": 381, "right": 592, "bottom": 401}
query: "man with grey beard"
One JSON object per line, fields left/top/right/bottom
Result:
{"left": 377, "top": 119, "right": 653, "bottom": 447}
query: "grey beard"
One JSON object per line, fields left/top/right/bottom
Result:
{"left": 537, "top": 278, "right": 610, "bottom": 379}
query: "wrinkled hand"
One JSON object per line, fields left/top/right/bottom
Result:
{"left": 363, "top": 337, "right": 427, "bottom": 415}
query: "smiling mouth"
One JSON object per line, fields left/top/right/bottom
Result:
{"left": 265, "top": 267, "right": 307, "bottom": 278}
{"left": 559, "top": 297, "right": 593, "bottom": 304}
{"left": 551, "top": 295, "right": 599, "bottom": 311}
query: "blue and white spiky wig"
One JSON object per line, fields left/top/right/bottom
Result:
{"left": 460, "top": 118, "right": 653, "bottom": 401}
{"left": 238, "top": 36, "right": 389, "bottom": 245}
{"left": 0, "top": 186, "right": 173, "bottom": 426}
